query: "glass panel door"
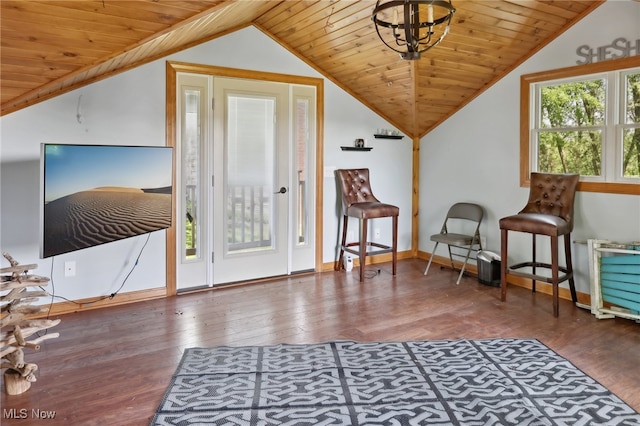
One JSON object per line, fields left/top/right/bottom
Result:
{"left": 212, "top": 78, "right": 289, "bottom": 284}
{"left": 183, "top": 88, "right": 202, "bottom": 259}
{"left": 176, "top": 73, "right": 210, "bottom": 290}
{"left": 226, "top": 95, "right": 276, "bottom": 254}
{"left": 290, "top": 85, "right": 316, "bottom": 272}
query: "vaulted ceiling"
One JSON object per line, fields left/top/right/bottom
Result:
{"left": 0, "top": 0, "right": 603, "bottom": 138}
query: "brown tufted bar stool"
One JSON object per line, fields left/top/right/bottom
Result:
{"left": 499, "top": 172, "right": 579, "bottom": 317}
{"left": 336, "top": 169, "right": 399, "bottom": 282}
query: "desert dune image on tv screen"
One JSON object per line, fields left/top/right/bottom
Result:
{"left": 42, "top": 144, "right": 173, "bottom": 258}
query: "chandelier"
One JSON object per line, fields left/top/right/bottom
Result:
{"left": 372, "top": 0, "right": 455, "bottom": 60}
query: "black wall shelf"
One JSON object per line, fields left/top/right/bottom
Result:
{"left": 340, "top": 146, "right": 372, "bottom": 151}
{"left": 374, "top": 134, "right": 403, "bottom": 139}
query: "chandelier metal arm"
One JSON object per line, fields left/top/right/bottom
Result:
{"left": 372, "top": 0, "right": 455, "bottom": 60}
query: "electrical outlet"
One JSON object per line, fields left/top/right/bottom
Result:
{"left": 347, "top": 231, "right": 355, "bottom": 241}
{"left": 480, "top": 236, "right": 487, "bottom": 248}
{"left": 374, "top": 228, "right": 381, "bottom": 240}
{"left": 64, "top": 261, "right": 76, "bottom": 277}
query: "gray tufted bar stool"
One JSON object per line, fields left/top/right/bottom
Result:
{"left": 499, "top": 172, "right": 579, "bottom": 317}
{"left": 336, "top": 169, "right": 399, "bottom": 282}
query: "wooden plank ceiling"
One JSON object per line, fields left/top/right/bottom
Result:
{"left": 1, "top": 0, "right": 603, "bottom": 138}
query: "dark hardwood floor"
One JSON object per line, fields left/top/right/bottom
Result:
{"left": 2, "top": 259, "right": 639, "bottom": 425}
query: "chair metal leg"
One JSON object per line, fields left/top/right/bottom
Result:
{"left": 456, "top": 246, "right": 474, "bottom": 285}
{"left": 447, "top": 245, "right": 455, "bottom": 271}
{"left": 424, "top": 242, "right": 440, "bottom": 276}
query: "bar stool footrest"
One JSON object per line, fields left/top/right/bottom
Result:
{"left": 508, "top": 261, "right": 573, "bottom": 284}
{"left": 343, "top": 242, "right": 393, "bottom": 257}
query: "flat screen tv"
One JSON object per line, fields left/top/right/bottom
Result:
{"left": 40, "top": 143, "right": 173, "bottom": 258}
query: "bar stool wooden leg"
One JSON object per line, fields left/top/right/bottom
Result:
{"left": 532, "top": 234, "right": 537, "bottom": 293}
{"left": 337, "top": 215, "right": 348, "bottom": 271}
{"left": 501, "top": 229, "right": 508, "bottom": 302}
{"left": 359, "top": 218, "right": 368, "bottom": 282}
{"left": 565, "top": 234, "right": 577, "bottom": 302}
{"left": 551, "top": 235, "right": 559, "bottom": 317}
{"left": 392, "top": 216, "right": 398, "bottom": 276}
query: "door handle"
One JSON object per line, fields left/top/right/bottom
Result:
{"left": 274, "top": 186, "right": 287, "bottom": 194}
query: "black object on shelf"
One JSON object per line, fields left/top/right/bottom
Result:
{"left": 341, "top": 146, "right": 373, "bottom": 151}
{"left": 374, "top": 134, "right": 403, "bottom": 139}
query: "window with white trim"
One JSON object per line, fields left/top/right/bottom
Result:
{"left": 521, "top": 57, "right": 640, "bottom": 195}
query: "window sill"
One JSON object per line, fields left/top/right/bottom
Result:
{"left": 521, "top": 176, "right": 640, "bottom": 195}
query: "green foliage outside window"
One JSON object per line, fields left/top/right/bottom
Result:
{"left": 623, "top": 73, "right": 640, "bottom": 177}
{"left": 537, "top": 72, "right": 640, "bottom": 179}
{"left": 539, "top": 80, "right": 605, "bottom": 176}
{"left": 538, "top": 130, "right": 602, "bottom": 176}
{"left": 541, "top": 80, "right": 605, "bottom": 128}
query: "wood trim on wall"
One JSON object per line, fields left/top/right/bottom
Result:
{"left": 315, "top": 81, "right": 325, "bottom": 273}
{"left": 165, "top": 61, "right": 178, "bottom": 297}
{"left": 411, "top": 136, "right": 420, "bottom": 257}
{"left": 35, "top": 287, "right": 168, "bottom": 317}
{"left": 321, "top": 250, "right": 415, "bottom": 272}
{"left": 415, "top": 251, "right": 591, "bottom": 306}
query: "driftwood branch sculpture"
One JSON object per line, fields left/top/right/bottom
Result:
{"left": 1, "top": 252, "right": 60, "bottom": 395}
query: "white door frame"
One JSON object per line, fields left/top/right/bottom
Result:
{"left": 165, "top": 62, "right": 324, "bottom": 294}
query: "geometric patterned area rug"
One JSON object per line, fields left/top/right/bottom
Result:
{"left": 150, "top": 338, "right": 640, "bottom": 425}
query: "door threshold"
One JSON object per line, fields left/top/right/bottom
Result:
{"left": 177, "top": 270, "right": 318, "bottom": 295}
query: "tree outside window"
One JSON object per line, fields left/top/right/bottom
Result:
{"left": 623, "top": 73, "right": 640, "bottom": 178}
{"left": 538, "top": 79, "right": 605, "bottom": 177}
{"left": 521, "top": 57, "right": 640, "bottom": 195}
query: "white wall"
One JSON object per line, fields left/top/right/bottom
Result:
{"left": 1, "top": 61, "right": 169, "bottom": 300}
{"left": 419, "top": 0, "right": 640, "bottom": 294}
{"left": 322, "top": 81, "right": 413, "bottom": 263}
{"left": 0, "top": 26, "right": 412, "bottom": 303}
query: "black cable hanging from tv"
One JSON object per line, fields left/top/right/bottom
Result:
{"left": 39, "top": 233, "right": 151, "bottom": 309}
